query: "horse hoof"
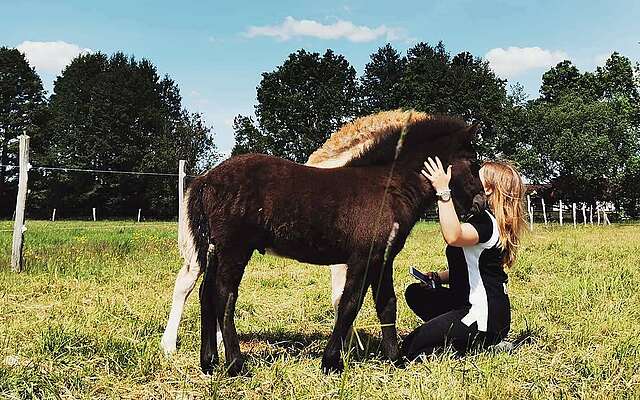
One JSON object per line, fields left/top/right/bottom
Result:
{"left": 201, "top": 365, "right": 215, "bottom": 375}
{"left": 200, "top": 356, "right": 219, "bottom": 375}
{"left": 384, "top": 344, "right": 401, "bottom": 365}
{"left": 321, "top": 357, "right": 344, "bottom": 374}
{"left": 160, "top": 336, "right": 176, "bottom": 355}
{"left": 392, "top": 357, "right": 406, "bottom": 369}
{"left": 226, "top": 356, "right": 245, "bottom": 376}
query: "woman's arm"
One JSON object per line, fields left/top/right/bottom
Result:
{"left": 423, "top": 157, "right": 480, "bottom": 247}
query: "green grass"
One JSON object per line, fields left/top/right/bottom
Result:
{"left": 1, "top": 220, "right": 639, "bottom": 399}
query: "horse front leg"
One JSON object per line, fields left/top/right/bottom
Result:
{"left": 322, "top": 260, "right": 371, "bottom": 373}
{"left": 330, "top": 264, "right": 348, "bottom": 313}
{"left": 371, "top": 262, "right": 401, "bottom": 366}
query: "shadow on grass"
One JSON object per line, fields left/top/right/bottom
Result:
{"left": 238, "top": 329, "right": 388, "bottom": 362}
{"left": 510, "top": 327, "right": 539, "bottom": 349}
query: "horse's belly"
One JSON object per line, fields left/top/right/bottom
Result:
{"left": 264, "top": 246, "right": 348, "bottom": 266}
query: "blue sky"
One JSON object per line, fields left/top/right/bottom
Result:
{"left": 2, "top": 0, "right": 639, "bottom": 155}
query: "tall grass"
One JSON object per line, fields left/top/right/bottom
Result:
{"left": 1, "top": 221, "right": 639, "bottom": 399}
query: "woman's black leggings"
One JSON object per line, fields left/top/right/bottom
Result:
{"left": 401, "top": 283, "right": 504, "bottom": 361}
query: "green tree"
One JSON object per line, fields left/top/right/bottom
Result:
{"left": 398, "top": 42, "right": 507, "bottom": 155}
{"left": 242, "top": 49, "right": 358, "bottom": 163}
{"left": 527, "top": 94, "right": 638, "bottom": 203}
{"left": 359, "top": 44, "right": 406, "bottom": 115}
{"left": 36, "top": 52, "right": 217, "bottom": 218}
{"left": 540, "top": 60, "right": 583, "bottom": 101}
{"left": 0, "top": 47, "right": 47, "bottom": 216}
{"left": 231, "top": 115, "right": 266, "bottom": 156}
{"left": 500, "top": 53, "right": 640, "bottom": 215}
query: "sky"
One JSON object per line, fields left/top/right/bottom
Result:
{"left": 2, "top": 0, "right": 639, "bottom": 156}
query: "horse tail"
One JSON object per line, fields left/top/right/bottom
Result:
{"left": 180, "top": 176, "right": 213, "bottom": 275}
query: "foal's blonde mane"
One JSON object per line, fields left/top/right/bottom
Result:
{"left": 306, "top": 109, "right": 431, "bottom": 168}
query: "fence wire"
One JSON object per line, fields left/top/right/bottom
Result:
{"left": 0, "top": 163, "right": 197, "bottom": 178}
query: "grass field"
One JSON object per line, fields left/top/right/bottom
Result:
{"left": 1, "top": 220, "right": 639, "bottom": 399}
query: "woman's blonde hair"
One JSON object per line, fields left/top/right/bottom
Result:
{"left": 481, "top": 161, "right": 526, "bottom": 269}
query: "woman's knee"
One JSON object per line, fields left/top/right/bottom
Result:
{"left": 404, "top": 283, "right": 425, "bottom": 308}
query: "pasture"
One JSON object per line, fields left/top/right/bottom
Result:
{"left": 0, "top": 220, "right": 639, "bottom": 399}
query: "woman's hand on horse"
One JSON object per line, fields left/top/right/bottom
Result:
{"left": 421, "top": 156, "right": 451, "bottom": 192}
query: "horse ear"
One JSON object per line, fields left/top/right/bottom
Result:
{"left": 461, "top": 122, "right": 481, "bottom": 144}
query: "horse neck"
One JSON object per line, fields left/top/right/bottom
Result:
{"left": 392, "top": 167, "right": 436, "bottom": 222}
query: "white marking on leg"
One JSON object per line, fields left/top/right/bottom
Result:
{"left": 162, "top": 189, "right": 203, "bottom": 355}
{"left": 331, "top": 264, "right": 348, "bottom": 313}
{"left": 216, "top": 321, "right": 223, "bottom": 349}
{"left": 161, "top": 261, "right": 201, "bottom": 355}
{"left": 331, "top": 263, "right": 358, "bottom": 347}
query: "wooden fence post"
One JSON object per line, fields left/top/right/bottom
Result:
{"left": 178, "top": 160, "right": 186, "bottom": 247}
{"left": 589, "top": 205, "right": 593, "bottom": 225}
{"left": 582, "top": 203, "right": 587, "bottom": 225}
{"left": 573, "top": 203, "right": 577, "bottom": 228}
{"left": 52, "top": 208, "right": 56, "bottom": 222}
{"left": 559, "top": 200, "right": 563, "bottom": 226}
{"left": 137, "top": 208, "right": 142, "bottom": 223}
{"left": 542, "top": 198, "right": 548, "bottom": 226}
{"left": 597, "top": 204, "right": 601, "bottom": 225}
{"left": 92, "top": 207, "right": 96, "bottom": 222}
{"left": 11, "top": 135, "right": 29, "bottom": 273}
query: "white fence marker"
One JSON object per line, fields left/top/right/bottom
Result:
{"left": 137, "top": 208, "right": 142, "bottom": 223}
{"left": 589, "top": 205, "right": 593, "bottom": 225}
{"left": 527, "top": 195, "right": 533, "bottom": 229}
{"left": 559, "top": 200, "right": 563, "bottom": 226}
{"left": 582, "top": 203, "right": 587, "bottom": 225}
{"left": 597, "top": 205, "right": 601, "bottom": 225}
{"left": 52, "top": 208, "right": 56, "bottom": 222}
{"left": 178, "top": 160, "right": 186, "bottom": 247}
{"left": 92, "top": 207, "right": 96, "bottom": 222}
{"left": 573, "top": 203, "right": 577, "bottom": 227}
{"left": 542, "top": 198, "right": 548, "bottom": 226}
{"left": 11, "top": 134, "right": 29, "bottom": 273}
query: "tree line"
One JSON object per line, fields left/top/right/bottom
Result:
{"left": 2, "top": 42, "right": 639, "bottom": 219}
{"left": 0, "top": 48, "right": 217, "bottom": 219}
{"left": 232, "top": 43, "right": 640, "bottom": 217}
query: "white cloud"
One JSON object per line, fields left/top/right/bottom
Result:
{"left": 16, "top": 41, "right": 91, "bottom": 75}
{"left": 244, "top": 16, "right": 405, "bottom": 43}
{"left": 485, "top": 46, "right": 568, "bottom": 78}
{"left": 594, "top": 52, "right": 612, "bottom": 67}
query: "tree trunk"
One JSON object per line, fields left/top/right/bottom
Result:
{"left": 0, "top": 142, "right": 7, "bottom": 187}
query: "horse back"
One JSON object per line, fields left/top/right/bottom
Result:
{"left": 198, "top": 153, "right": 412, "bottom": 264}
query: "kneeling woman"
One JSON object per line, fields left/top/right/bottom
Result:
{"left": 402, "top": 159, "right": 526, "bottom": 360}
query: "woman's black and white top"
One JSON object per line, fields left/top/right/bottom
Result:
{"left": 446, "top": 209, "right": 510, "bottom": 335}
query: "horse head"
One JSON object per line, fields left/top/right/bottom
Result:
{"left": 446, "top": 123, "right": 485, "bottom": 217}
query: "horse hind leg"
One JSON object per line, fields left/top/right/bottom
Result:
{"left": 206, "top": 246, "right": 252, "bottom": 376}
{"left": 200, "top": 249, "right": 220, "bottom": 373}
{"left": 161, "top": 260, "right": 202, "bottom": 355}
{"left": 161, "top": 245, "right": 223, "bottom": 356}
